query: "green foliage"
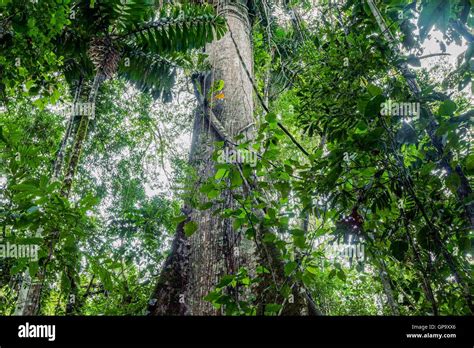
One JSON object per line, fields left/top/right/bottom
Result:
{"left": 196, "top": 0, "right": 473, "bottom": 316}
{"left": 1, "top": 0, "right": 472, "bottom": 317}
{"left": 0, "top": 0, "right": 71, "bottom": 104}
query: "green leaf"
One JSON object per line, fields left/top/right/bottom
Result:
{"left": 207, "top": 189, "right": 220, "bottom": 199}
{"left": 418, "top": 0, "right": 450, "bottom": 40}
{"left": 212, "top": 79, "right": 224, "bottom": 92}
{"left": 233, "top": 218, "right": 242, "bottom": 231}
{"left": 265, "top": 112, "right": 277, "bottom": 124}
{"left": 230, "top": 169, "right": 243, "bottom": 188}
{"left": 294, "top": 235, "right": 306, "bottom": 249}
{"left": 198, "top": 202, "right": 213, "bottom": 210}
{"left": 172, "top": 215, "right": 187, "bottom": 224}
{"left": 200, "top": 183, "right": 215, "bottom": 194}
{"left": 264, "top": 303, "right": 282, "bottom": 315}
{"left": 204, "top": 291, "right": 221, "bottom": 303}
{"left": 29, "top": 262, "right": 39, "bottom": 277}
{"left": 438, "top": 100, "right": 457, "bottom": 116}
{"left": 445, "top": 172, "right": 461, "bottom": 193}
{"left": 367, "top": 84, "right": 383, "bottom": 97}
{"left": 184, "top": 221, "right": 198, "bottom": 237}
{"left": 390, "top": 240, "right": 408, "bottom": 261}
{"left": 290, "top": 229, "right": 305, "bottom": 237}
{"left": 215, "top": 168, "right": 228, "bottom": 180}
{"left": 364, "top": 95, "right": 385, "bottom": 118}
{"left": 355, "top": 120, "right": 368, "bottom": 133}
{"left": 256, "top": 265, "right": 270, "bottom": 274}
{"left": 284, "top": 261, "right": 298, "bottom": 276}
{"left": 263, "top": 232, "right": 276, "bottom": 243}
{"left": 337, "top": 269, "right": 346, "bottom": 282}
{"left": 217, "top": 275, "right": 235, "bottom": 288}
{"left": 406, "top": 54, "right": 421, "bottom": 67}
{"left": 466, "top": 153, "right": 474, "bottom": 175}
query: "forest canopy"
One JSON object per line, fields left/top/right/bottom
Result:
{"left": 0, "top": 0, "right": 472, "bottom": 317}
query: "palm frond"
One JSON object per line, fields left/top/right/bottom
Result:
{"left": 73, "top": 0, "right": 161, "bottom": 32}
{"left": 118, "top": 3, "right": 227, "bottom": 55}
{"left": 118, "top": 49, "right": 183, "bottom": 101}
{"left": 112, "top": 0, "right": 163, "bottom": 31}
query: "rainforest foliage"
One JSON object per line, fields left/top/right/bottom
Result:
{"left": 0, "top": 0, "right": 473, "bottom": 316}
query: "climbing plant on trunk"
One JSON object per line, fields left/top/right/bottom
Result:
{"left": 149, "top": 0, "right": 314, "bottom": 316}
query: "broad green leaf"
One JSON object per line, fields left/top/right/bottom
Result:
{"left": 284, "top": 261, "right": 298, "bottom": 276}
{"left": 184, "top": 221, "right": 198, "bottom": 237}
{"left": 215, "top": 168, "right": 228, "bottom": 180}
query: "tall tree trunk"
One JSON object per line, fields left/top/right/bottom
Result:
{"left": 186, "top": 1, "right": 261, "bottom": 315}
{"left": 53, "top": 76, "right": 84, "bottom": 179}
{"left": 149, "top": 1, "right": 313, "bottom": 316}
{"left": 14, "top": 71, "right": 105, "bottom": 316}
{"left": 62, "top": 72, "right": 105, "bottom": 315}
{"left": 62, "top": 71, "right": 104, "bottom": 197}
{"left": 150, "top": 1, "right": 256, "bottom": 315}
{"left": 404, "top": 215, "right": 438, "bottom": 315}
{"left": 13, "top": 78, "right": 85, "bottom": 316}
{"left": 377, "top": 260, "right": 400, "bottom": 316}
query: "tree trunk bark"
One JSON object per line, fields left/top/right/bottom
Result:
{"left": 185, "top": 2, "right": 257, "bottom": 315}
{"left": 149, "top": 1, "right": 313, "bottom": 316}
{"left": 378, "top": 260, "right": 400, "bottom": 316}
{"left": 13, "top": 78, "right": 85, "bottom": 316}
{"left": 150, "top": 1, "right": 256, "bottom": 315}
{"left": 62, "top": 71, "right": 104, "bottom": 197}
{"left": 62, "top": 72, "right": 105, "bottom": 315}
{"left": 53, "top": 76, "right": 84, "bottom": 179}
{"left": 14, "top": 72, "right": 105, "bottom": 315}
{"left": 404, "top": 216, "right": 438, "bottom": 315}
